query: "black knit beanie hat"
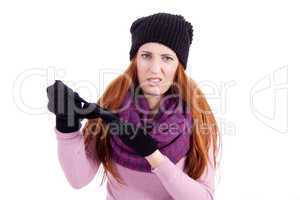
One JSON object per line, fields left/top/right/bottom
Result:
{"left": 129, "top": 12, "right": 194, "bottom": 70}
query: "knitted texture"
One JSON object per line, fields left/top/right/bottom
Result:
{"left": 129, "top": 12, "right": 194, "bottom": 69}
{"left": 110, "top": 88, "right": 193, "bottom": 172}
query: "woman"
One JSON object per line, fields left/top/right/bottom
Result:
{"left": 47, "top": 12, "right": 220, "bottom": 200}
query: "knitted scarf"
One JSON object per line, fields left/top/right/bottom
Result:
{"left": 109, "top": 89, "right": 193, "bottom": 173}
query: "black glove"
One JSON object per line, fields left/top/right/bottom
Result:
{"left": 109, "top": 120, "right": 158, "bottom": 157}
{"left": 47, "top": 80, "right": 157, "bottom": 156}
{"left": 46, "top": 80, "right": 119, "bottom": 133}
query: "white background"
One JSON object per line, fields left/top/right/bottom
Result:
{"left": 0, "top": 0, "right": 299, "bottom": 199}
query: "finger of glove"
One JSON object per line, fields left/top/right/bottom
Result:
{"left": 47, "top": 81, "right": 78, "bottom": 116}
{"left": 79, "top": 102, "right": 100, "bottom": 119}
{"left": 78, "top": 102, "right": 119, "bottom": 121}
{"left": 69, "top": 92, "right": 84, "bottom": 118}
{"left": 74, "top": 102, "right": 97, "bottom": 119}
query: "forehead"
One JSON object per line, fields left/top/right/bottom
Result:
{"left": 138, "top": 42, "right": 176, "bottom": 56}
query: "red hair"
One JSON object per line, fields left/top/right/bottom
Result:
{"left": 82, "top": 56, "right": 220, "bottom": 186}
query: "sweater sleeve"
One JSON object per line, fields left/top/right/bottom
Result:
{"left": 54, "top": 127, "right": 100, "bottom": 189}
{"left": 151, "top": 146, "right": 215, "bottom": 200}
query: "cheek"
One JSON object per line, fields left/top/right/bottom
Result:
{"left": 164, "top": 66, "right": 177, "bottom": 81}
{"left": 137, "top": 64, "right": 148, "bottom": 83}
{"left": 137, "top": 59, "right": 150, "bottom": 70}
{"left": 161, "top": 67, "right": 177, "bottom": 87}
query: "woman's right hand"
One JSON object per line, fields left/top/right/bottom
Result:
{"left": 46, "top": 80, "right": 84, "bottom": 133}
{"left": 46, "top": 80, "right": 120, "bottom": 132}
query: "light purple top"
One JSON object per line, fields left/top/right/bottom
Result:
{"left": 54, "top": 127, "right": 215, "bottom": 200}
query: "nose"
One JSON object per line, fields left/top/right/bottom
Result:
{"left": 149, "top": 57, "right": 162, "bottom": 73}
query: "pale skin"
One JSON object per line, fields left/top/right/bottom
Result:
{"left": 135, "top": 42, "right": 179, "bottom": 169}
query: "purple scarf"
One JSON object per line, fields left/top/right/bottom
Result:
{"left": 109, "top": 89, "right": 193, "bottom": 173}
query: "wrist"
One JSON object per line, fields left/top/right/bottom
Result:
{"left": 145, "top": 150, "right": 166, "bottom": 169}
{"left": 56, "top": 116, "right": 81, "bottom": 133}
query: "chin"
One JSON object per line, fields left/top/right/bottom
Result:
{"left": 143, "top": 87, "right": 161, "bottom": 96}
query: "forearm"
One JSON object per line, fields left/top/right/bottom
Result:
{"left": 55, "top": 128, "right": 100, "bottom": 189}
{"left": 145, "top": 150, "right": 166, "bottom": 169}
{"left": 149, "top": 149, "right": 215, "bottom": 200}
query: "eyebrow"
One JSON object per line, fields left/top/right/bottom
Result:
{"left": 141, "top": 50, "right": 175, "bottom": 58}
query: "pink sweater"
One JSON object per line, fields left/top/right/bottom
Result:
{"left": 54, "top": 127, "right": 215, "bottom": 200}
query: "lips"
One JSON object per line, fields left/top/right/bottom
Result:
{"left": 147, "top": 77, "right": 162, "bottom": 86}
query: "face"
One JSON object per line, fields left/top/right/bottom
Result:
{"left": 136, "top": 42, "right": 179, "bottom": 97}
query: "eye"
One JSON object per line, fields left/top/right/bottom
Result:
{"left": 141, "top": 54, "right": 151, "bottom": 59}
{"left": 162, "top": 56, "right": 174, "bottom": 62}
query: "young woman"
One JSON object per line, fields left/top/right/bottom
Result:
{"left": 47, "top": 12, "right": 220, "bottom": 200}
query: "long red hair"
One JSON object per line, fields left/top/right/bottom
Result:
{"left": 82, "top": 56, "right": 220, "bottom": 186}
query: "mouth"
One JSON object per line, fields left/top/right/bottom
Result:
{"left": 146, "top": 77, "right": 162, "bottom": 86}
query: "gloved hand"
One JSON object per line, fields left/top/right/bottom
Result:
{"left": 46, "top": 80, "right": 119, "bottom": 133}
{"left": 109, "top": 121, "right": 158, "bottom": 157}
{"left": 46, "top": 80, "right": 158, "bottom": 156}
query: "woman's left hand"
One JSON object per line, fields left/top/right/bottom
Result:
{"left": 108, "top": 121, "right": 159, "bottom": 157}
{"left": 145, "top": 150, "right": 166, "bottom": 169}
